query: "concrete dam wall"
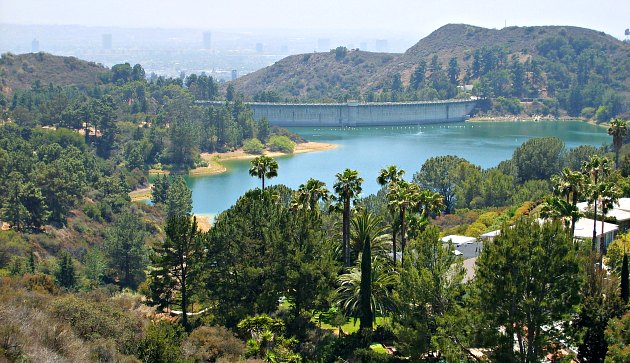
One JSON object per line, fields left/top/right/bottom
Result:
{"left": 201, "top": 100, "right": 477, "bottom": 127}
{"left": 250, "top": 100, "right": 477, "bottom": 127}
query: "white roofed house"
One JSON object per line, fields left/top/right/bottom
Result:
{"left": 577, "top": 198, "right": 630, "bottom": 232}
{"left": 570, "top": 217, "right": 618, "bottom": 251}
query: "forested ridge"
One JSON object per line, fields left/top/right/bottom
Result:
{"left": 230, "top": 24, "right": 630, "bottom": 120}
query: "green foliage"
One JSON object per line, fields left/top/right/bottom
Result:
{"left": 55, "top": 251, "right": 76, "bottom": 289}
{"left": 512, "top": 137, "right": 565, "bottom": 182}
{"left": 166, "top": 176, "right": 192, "bottom": 218}
{"left": 605, "top": 310, "right": 630, "bottom": 362}
{"left": 267, "top": 135, "right": 295, "bottom": 153}
{"left": 393, "top": 226, "right": 468, "bottom": 360}
{"left": 413, "top": 155, "right": 467, "bottom": 213}
{"left": 238, "top": 314, "right": 302, "bottom": 362}
{"left": 248, "top": 155, "right": 279, "bottom": 189}
{"left": 137, "top": 321, "right": 184, "bottom": 363}
{"left": 104, "top": 209, "right": 149, "bottom": 289}
{"left": 149, "top": 215, "right": 201, "bottom": 330}
{"left": 475, "top": 218, "right": 581, "bottom": 362}
{"left": 242, "top": 138, "right": 265, "bottom": 154}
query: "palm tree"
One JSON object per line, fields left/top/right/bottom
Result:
{"left": 551, "top": 167, "right": 587, "bottom": 237}
{"left": 597, "top": 182, "right": 622, "bottom": 266}
{"left": 333, "top": 169, "right": 363, "bottom": 267}
{"left": 582, "top": 155, "right": 612, "bottom": 251}
{"left": 248, "top": 155, "right": 278, "bottom": 189}
{"left": 377, "top": 165, "right": 405, "bottom": 264}
{"left": 337, "top": 213, "right": 396, "bottom": 332}
{"left": 377, "top": 165, "right": 405, "bottom": 187}
{"left": 387, "top": 180, "right": 420, "bottom": 265}
{"left": 291, "top": 178, "right": 329, "bottom": 212}
{"left": 608, "top": 118, "right": 628, "bottom": 169}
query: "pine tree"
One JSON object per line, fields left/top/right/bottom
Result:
{"left": 55, "top": 252, "right": 76, "bottom": 289}
{"left": 149, "top": 215, "right": 200, "bottom": 330}
{"left": 622, "top": 254, "right": 629, "bottom": 304}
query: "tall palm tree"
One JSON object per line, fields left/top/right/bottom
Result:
{"left": 608, "top": 118, "right": 628, "bottom": 169}
{"left": 333, "top": 169, "right": 363, "bottom": 267}
{"left": 377, "top": 165, "right": 405, "bottom": 264}
{"left": 582, "top": 155, "right": 612, "bottom": 251}
{"left": 387, "top": 180, "right": 420, "bottom": 265}
{"left": 351, "top": 212, "right": 389, "bottom": 332}
{"left": 337, "top": 212, "right": 395, "bottom": 332}
{"left": 248, "top": 155, "right": 278, "bottom": 189}
{"left": 291, "top": 178, "right": 329, "bottom": 212}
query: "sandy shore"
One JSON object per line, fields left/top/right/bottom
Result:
{"left": 129, "top": 185, "right": 153, "bottom": 202}
{"left": 201, "top": 141, "right": 338, "bottom": 163}
{"left": 131, "top": 141, "right": 337, "bottom": 201}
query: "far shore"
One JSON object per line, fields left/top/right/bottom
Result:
{"left": 131, "top": 141, "right": 338, "bottom": 201}
{"left": 468, "top": 116, "right": 612, "bottom": 129}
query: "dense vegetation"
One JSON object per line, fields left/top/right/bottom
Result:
{"left": 0, "top": 54, "right": 303, "bottom": 175}
{"left": 2, "top": 115, "right": 630, "bottom": 361}
{"left": 230, "top": 24, "right": 630, "bottom": 120}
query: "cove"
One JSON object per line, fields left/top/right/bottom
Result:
{"left": 186, "top": 121, "right": 611, "bottom": 217}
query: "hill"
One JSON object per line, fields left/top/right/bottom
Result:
{"left": 0, "top": 52, "right": 109, "bottom": 95}
{"left": 227, "top": 24, "right": 630, "bottom": 118}
{"left": 229, "top": 49, "right": 399, "bottom": 101}
{"left": 371, "top": 24, "right": 630, "bottom": 90}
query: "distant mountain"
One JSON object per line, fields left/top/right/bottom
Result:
{"left": 228, "top": 24, "right": 630, "bottom": 118}
{"left": 0, "top": 52, "right": 109, "bottom": 95}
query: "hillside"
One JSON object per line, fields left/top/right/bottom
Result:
{"left": 0, "top": 52, "right": 109, "bottom": 95}
{"left": 227, "top": 24, "right": 630, "bottom": 119}
{"left": 371, "top": 24, "right": 630, "bottom": 90}
{"left": 230, "top": 49, "right": 399, "bottom": 101}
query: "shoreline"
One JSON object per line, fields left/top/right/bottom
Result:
{"left": 132, "top": 141, "right": 338, "bottom": 201}
{"left": 467, "top": 116, "right": 609, "bottom": 129}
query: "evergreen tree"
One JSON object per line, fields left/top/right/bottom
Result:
{"left": 165, "top": 176, "right": 192, "bottom": 218}
{"left": 622, "top": 254, "right": 629, "bottom": 304}
{"left": 55, "top": 251, "right": 76, "bottom": 289}
{"left": 104, "top": 209, "right": 149, "bottom": 289}
{"left": 149, "top": 215, "right": 201, "bottom": 330}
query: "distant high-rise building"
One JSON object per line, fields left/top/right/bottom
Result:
{"left": 31, "top": 38, "right": 39, "bottom": 53}
{"left": 256, "top": 43, "right": 264, "bottom": 53}
{"left": 102, "top": 34, "right": 112, "bottom": 50}
{"left": 317, "top": 38, "right": 330, "bottom": 52}
{"left": 231, "top": 70, "right": 238, "bottom": 80}
{"left": 203, "top": 31, "right": 212, "bottom": 49}
{"left": 375, "top": 39, "right": 388, "bottom": 52}
{"left": 360, "top": 42, "right": 367, "bottom": 51}
{"left": 180, "top": 71, "right": 186, "bottom": 81}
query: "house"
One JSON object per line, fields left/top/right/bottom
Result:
{"left": 572, "top": 217, "right": 618, "bottom": 250}
{"left": 480, "top": 229, "right": 501, "bottom": 243}
{"left": 577, "top": 200, "right": 630, "bottom": 231}
{"left": 441, "top": 235, "right": 482, "bottom": 259}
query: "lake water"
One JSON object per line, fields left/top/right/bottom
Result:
{"left": 186, "top": 121, "right": 611, "bottom": 217}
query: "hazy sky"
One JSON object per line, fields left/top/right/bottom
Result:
{"left": 1, "top": 0, "right": 628, "bottom": 38}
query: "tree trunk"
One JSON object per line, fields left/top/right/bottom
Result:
{"left": 343, "top": 199, "right": 350, "bottom": 267}
{"left": 400, "top": 207, "right": 406, "bottom": 266}
{"left": 359, "top": 233, "right": 372, "bottom": 332}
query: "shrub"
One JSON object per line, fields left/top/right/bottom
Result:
{"left": 267, "top": 135, "right": 295, "bottom": 153}
{"left": 182, "top": 326, "right": 246, "bottom": 362}
{"left": 243, "top": 138, "right": 265, "bottom": 155}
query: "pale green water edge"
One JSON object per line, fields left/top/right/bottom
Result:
{"left": 185, "top": 121, "right": 610, "bottom": 216}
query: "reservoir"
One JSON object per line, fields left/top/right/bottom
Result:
{"left": 186, "top": 121, "right": 611, "bottom": 217}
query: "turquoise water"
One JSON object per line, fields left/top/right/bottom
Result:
{"left": 186, "top": 121, "right": 610, "bottom": 216}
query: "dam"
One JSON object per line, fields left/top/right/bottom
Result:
{"left": 201, "top": 99, "right": 477, "bottom": 127}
